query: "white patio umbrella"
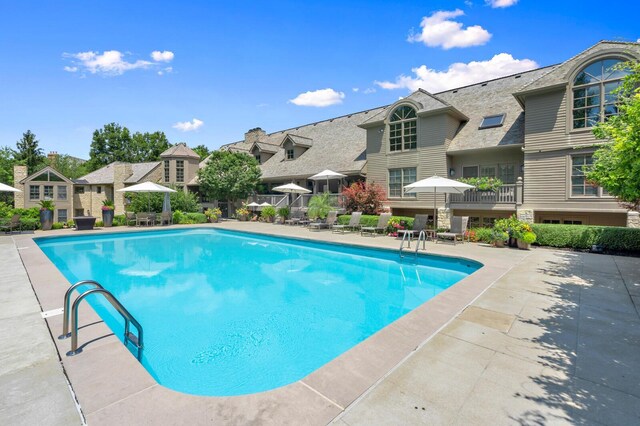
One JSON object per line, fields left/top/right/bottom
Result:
{"left": 309, "top": 169, "right": 346, "bottom": 193}
{"left": 404, "top": 175, "right": 474, "bottom": 229}
{"left": 247, "top": 201, "right": 261, "bottom": 211}
{"left": 116, "top": 181, "right": 176, "bottom": 213}
{"left": 272, "top": 183, "right": 311, "bottom": 207}
{"left": 0, "top": 183, "right": 21, "bottom": 192}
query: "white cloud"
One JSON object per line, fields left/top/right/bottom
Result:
{"left": 157, "top": 66, "right": 173, "bottom": 76}
{"left": 408, "top": 9, "right": 491, "bottom": 49}
{"left": 63, "top": 50, "right": 153, "bottom": 75}
{"left": 375, "top": 53, "right": 538, "bottom": 93}
{"left": 151, "top": 50, "right": 174, "bottom": 62}
{"left": 173, "top": 118, "right": 204, "bottom": 132}
{"left": 63, "top": 66, "right": 78, "bottom": 72}
{"left": 288, "top": 88, "right": 345, "bottom": 107}
{"left": 363, "top": 88, "right": 376, "bottom": 94}
{"left": 485, "top": 0, "right": 518, "bottom": 8}
{"left": 352, "top": 87, "right": 360, "bottom": 92}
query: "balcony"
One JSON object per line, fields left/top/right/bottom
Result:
{"left": 448, "top": 184, "right": 520, "bottom": 205}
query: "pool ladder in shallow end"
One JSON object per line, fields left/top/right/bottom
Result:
{"left": 58, "top": 280, "right": 144, "bottom": 361}
{"left": 399, "top": 230, "right": 427, "bottom": 259}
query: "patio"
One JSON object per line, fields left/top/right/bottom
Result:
{"left": 1, "top": 222, "right": 639, "bottom": 425}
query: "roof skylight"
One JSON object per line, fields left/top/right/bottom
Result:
{"left": 479, "top": 114, "right": 506, "bottom": 129}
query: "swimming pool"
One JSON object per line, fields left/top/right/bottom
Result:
{"left": 37, "top": 228, "right": 481, "bottom": 396}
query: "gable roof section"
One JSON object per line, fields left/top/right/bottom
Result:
{"left": 125, "top": 162, "right": 161, "bottom": 183}
{"left": 251, "top": 142, "right": 280, "bottom": 154}
{"left": 514, "top": 41, "right": 640, "bottom": 99}
{"left": 75, "top": 161, "right": 160, "bottom": 185}
{"left": 282, "top": 134, "right": 313, "bottom": 148}
{"left": 20, "top": 166, "right": 74, "bottom": 184}
{"left": 160, "top": 143, "right": 200, "bottom": 159}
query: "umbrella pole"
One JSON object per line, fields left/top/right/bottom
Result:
{"left": 434, "top": 188, "right": 437, "bottom": 230}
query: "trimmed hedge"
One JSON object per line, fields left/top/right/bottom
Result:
{"left": 531, "top": 224, "right": 640, "bottom": 252}
{"left": 337, "top": 214, "right": 414, "bottom": 233}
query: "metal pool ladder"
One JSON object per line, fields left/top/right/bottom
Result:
{"left": 58, "top": 280, "right": 144, "bottom": 361}
{"left": 399, "top": 230, "right": 427, "bottom": 259}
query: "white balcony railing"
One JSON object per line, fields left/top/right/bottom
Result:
{"left": 448, "top": 184, "right": 517, "bottom": 204}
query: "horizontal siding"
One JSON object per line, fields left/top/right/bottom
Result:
{"left": 449, "top": 149, "right": 523, "bottom": 179}
{"left": 523, "top": 151, "right": 566, "bottom": 203}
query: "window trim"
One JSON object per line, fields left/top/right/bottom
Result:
{"left": 29, "top": 185, "right": 40, "bottom": 200}
{"left": 164, "top": 160, "right": 170, "bottom": 183}
{"left": 388, "top": 105, "right": 418, "bottom": 153}
{"left": 567, "top": 153, "right": 612, "bottom": 199}
{"left": 285, "top": 148, "right": 295, "bottom": 160}
{"left": 176, "top": 159, "right": 184, "bottom": 182}
{"left": 388, "top": 167, "right": 417, "bottom": 199}
{"left": 479, "top": 113, "right": 506, "bottom": 129}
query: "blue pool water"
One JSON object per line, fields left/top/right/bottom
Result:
{"left": 37, "top": 228, "right": 481, "bottom": 396}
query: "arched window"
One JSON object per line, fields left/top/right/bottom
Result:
{"left": 572, "top": 58, "right": 629, "bottom": 129}
{"left": 389, "top": 105, "right": 417, "bottom": 152}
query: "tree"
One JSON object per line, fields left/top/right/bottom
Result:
{"left": 41, "top": 154, "right": 89, "bottom": 179}
{"left": 587, "top": 61, "right": 640, "bottom": 210}
{"left": 341, "top": 181, "right": 386, "bottom": 214}
{"left": 0, "top": 146, "right": 15, "bottom": 185}
{"left": 192, "top": 144, "right": 211, "bottom": 160}
{"left": 13, "top": 130, "right": 45, "bottom": 174}
{"left": 197, "top": 151, "right": 261, "bottom": 202}
{"left": 87, "top": 123, "right": 171, "bottom": 171}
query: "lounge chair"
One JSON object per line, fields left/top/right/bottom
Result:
{"left": 125, "top": 212, "right": 137, "bottom": 226}
{"left": 360, "top": 213, "right": 392, "bottom": 237}
{"left": 284, "top": 209, "right": 303, "bottom": 226}
{"left": 396, "top": 214, "right": 429, "bottom": 245}
{"left": 308, "top": 211, "right": 338, "bottom": 231}
{"left": 160, "top": 211, "right": 172, "bottom": 226}
{"left": 332, "top": 212, "right": 362, "bottom": 233}
{"left": 436, "top": 216, "right": 469, "bottom": 245}
{"left": 0, "top": 214, "right": 21, "bottom": 234}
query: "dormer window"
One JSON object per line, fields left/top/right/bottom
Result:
{"left": 479, "top": 114, "right": 505, "bottom": 129}
{"left": 286, "top": 148, "right": 295, "bottom": 160}
{"left": 572, "top": 58, "right": 629, "bottom": 129}
{"left": 254, "top": 154, "right": 261, "bottom": 164}
{"left": 389, "top": 105, "right": 417, "bottom": 152}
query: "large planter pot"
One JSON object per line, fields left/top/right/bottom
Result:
{"left": 508, "top": 237, "right": 518, "bottom": 248}
{"left": 39, "top": 210, "right": 53, "bottom": 231}
{"left": 517, "top": 239, "right": 531, "bottom": 250}
{"left": 494, "top": 239, "right": 505, "bottom": 248}
{"left": 102, "top": 209, "right": 114, "bottom": 227}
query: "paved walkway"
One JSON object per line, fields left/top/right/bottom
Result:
{"left": 333, "top": 249, "right": 640, "bottom": 425}
{"left": 0, "top": 235, "right": 81, "bottom": 425}
{"left": 1, "top": 224, "right": 639, "bottom": 425}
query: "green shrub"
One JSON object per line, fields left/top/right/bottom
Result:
{"left": 277, "top": 206, "right": 290, "bottom": 219}
{"left": 112, "top": 215, "right": 126, "bottom": 226}
{"left": 52, "top": 222, "right": 64, "bottom": 230}
{"left": 336, "top": 214, "right": 414, "bottom": 234}
{"left": 173, "top": 210, "right": 185, "bottom": 224}
{"left": 531, "top": 224, "right": 640, "bottom": 252}
{"left": 182, "top": 213, "right": 207, "bottom": 224}
{"left": 261, "top": 206, "right": 276, "bottom": 220}
{"left": 95, "top": 220, "right": 104, "bottom": 227}
{"left": 466, "top": 227, "right": 494, "bottom": 243}
{"left": 522, "top": 231, "right": 537, "bottom": 244}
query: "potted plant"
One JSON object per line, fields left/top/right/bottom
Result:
{"left": 236, "top": 205, "right": 250, "bottom": 221}
{"left": 204, "top": 207, "right": 222, "bottom": 223}
{"left": 518, "top": 231, "right": 537, "bottom": 250}
{"left": 277, "top": 206, "right": 290, "bottom": 224}
{"left": 101, "top": 199, "right": 115, "bottom": 227}
{"left": 491, "top": 230, "right": 509, "bottom": 247}
{"left": 38, "top": 200, "right": 55, "bottom": 231}
{"left": 307, "top": 193, "right": 332, "bottom": 221}
{"left": 261, "top": 205, "right": 276, "bottom": 223}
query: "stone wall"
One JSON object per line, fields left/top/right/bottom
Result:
{"left": 13, "top": 165, "right": 27, "bottom": 208}
{"left": 437, "top": 207, "right": 451, "bottom": 230}
{"left": 113, "top": 163, "right": 132, "bottom": 215}
{"left": 517, "top": 208, "right": 534, "bottom": 224}
{"left": 628, "top": 211, "right": 640, "bottom": 228}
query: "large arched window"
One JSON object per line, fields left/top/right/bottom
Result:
{"left": 572, "top": 58, "right": 629, "bottom": 129}
{"left": 389, "top": 105, "right": 417, "bottom": 152}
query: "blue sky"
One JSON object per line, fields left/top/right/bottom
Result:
{"left": 1, "top": 0, "right": 638, "bottom": 158}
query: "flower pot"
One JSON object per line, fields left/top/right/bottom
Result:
{"left": 102, "top": 209, "right": 114, "bottom": 227}
{"left": 517, "top": 239, "right": 530, "bottom": 250}
{"left": 494, "top": 239, "right": 505, "bottom": 248}
{"left": 508, "top": 237, "right": 518, "bottom": 248}
{"left": 40, "top": 210, "right": 53, "bottom": 231}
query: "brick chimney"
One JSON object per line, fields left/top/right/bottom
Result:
{"left": 244, "top": 127, "right": 266, "bottom": 144}
{"left": 13, "top": 165, "right": 28, "bottom": 208}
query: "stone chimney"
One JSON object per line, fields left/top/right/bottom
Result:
{"left": 47, "top": 151, "right": 58, "bottom": 163}
{"left": 13, "top": 165, "right": 28, "bottom": 208}
{"left": 244, "top": 127, "right": 266, "bottom": 144}
{"left": 113, "top": 163, "right": 133, "bottom": 215}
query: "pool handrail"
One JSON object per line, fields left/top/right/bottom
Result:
{"left": 59, "top": 280, "right": 104, "bottom": 340}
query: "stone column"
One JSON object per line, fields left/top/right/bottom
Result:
{"left": 437, "top": 207, "right": 451, "bottom": 230}
{"left": 516, "top": 209, "right": 534, "bottom": 224}
{"left": 13, "top": 165, "right": 28, "bottom": 208}
{"left": 627, "top": 211, "right": 640, "bottom": 228}
{"left": 113, "top": 163, "right": 132, "bottom": 215}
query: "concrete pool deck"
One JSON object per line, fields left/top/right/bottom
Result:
{"left": 2, "top": 222, "right": 639, "bottom": 425}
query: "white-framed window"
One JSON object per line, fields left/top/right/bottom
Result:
{"left": 57, "top": 185, "right": 67, "bottom": 200}
{"left": 43, "top": 185, "right": 54, "bottom": 200}
{"left": 57, "top": 209, "right": 67, "bottom": 223}
{"left": 388, "top": 168, "right": 417, "bottom": 198}
{"left": 479, "top": 114, "right": 505, "bottom": 129}
{"left": 571, "top": 154, "right": 599, "bottom": 197}
{"left": 572, "top": 58, "right": 629, "bottom": 129}
{"left": 164, "top": 160, "right": 170, "bottom": 183}
{"left": 29, "top": 185, "right": 40, "bottom": 200}
{"left": 286, "top": 149, "right": 294, "bottom": 160}
{"left": 389, "top": 105, "right": 417, "bottom": 152}
{"left": 462, "top": 166, "right": 479, "bottom": 178}
{"left": 176, "top": 160, "right": 184, "bottom": 182}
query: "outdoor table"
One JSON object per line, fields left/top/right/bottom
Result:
{"left": 73, "top": 216, "right": 96, "bottom": 231}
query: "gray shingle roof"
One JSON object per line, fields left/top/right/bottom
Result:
{"left": 253, "top": 142, "right": 279, "bottom": 154}
{"left": 160, "top": 143, "right": 200, "bottom": 159}
{"left": 75, "top": 161, "right": 160, "bottom": 184}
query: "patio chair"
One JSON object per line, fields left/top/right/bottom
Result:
{"left": 0, "top": 214, "right": 21, "bottom": 234}
{"left": 396, "top": 214, "right": 429, "bottom": 244}
{"left": 160, "top": 211, "right": 173, "bottom": 226}
{"left": 136, "top": 213, "right": 151, "bottom": 227}
{"left": 284, "top": 209, "right": 303, "bottom": 226}
{"left": 436, "top": 216, "right": 470, "bottom": 245}
{"left": 125, "top": 212, "right": 137, "bottom": 226}
{"left": 308, "top": 211, "right": 338, "bottom": 231}
{"left": 332, "top": 212, "right": 362, "bottom": 234}
{"left": 360, "top": 213, "right": 392, "bottom": 237}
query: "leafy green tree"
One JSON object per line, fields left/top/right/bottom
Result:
{"left": 13, "top": 130, "right": 45, "bottom": 174}
{"left": 197, "top": 151, "right": 261, "bottom": 202}
{"left": 587, "top": 61, "right": 640, "bottom": 210}
{"left": 87, "top": 123, "right": 171, "bottom": 171}
{"left": 126, "top": 188, "right": 200, "bottom": 213}
{"left": 39, "top": 154, "right": 89, "bottom": 179}
{"left": 0, "top": 146, "right": 15, "bottom": 185}
{"left": 192, "top": 144, "right": 211, "bottom": 160}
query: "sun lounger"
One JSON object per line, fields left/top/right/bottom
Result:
{"left": 308, "top": 211, "right": 338, "bottom": 231}
{"left": 332, "top": 212, "right": 362, "bottom": 233}
{"left": 360, "top": 213, "right": 391, "bottom": 237}
{"left": 436, "top": 216, "right": 469, "bottom": 245}
{"left": 396, "top": 214, "right": 429, "bottom": 245}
